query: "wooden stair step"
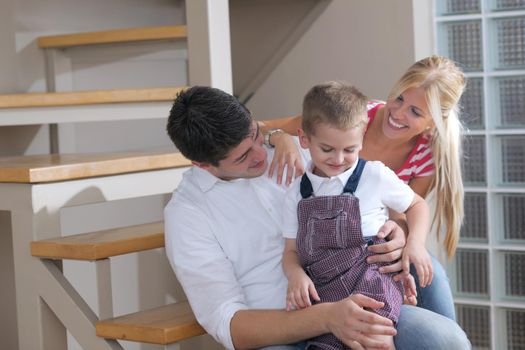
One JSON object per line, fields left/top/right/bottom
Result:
{"left": 0, "top": 87, "right": 185, "bottom": 109}
{"left": 38, "top": 25, "right": 187, "bottom": 49}
{"left": 0, "top": 149, "right": 190, "bottom": 183}
{"left": 96, "top": 302, "right": 205, "bottom": 345}
{"left": 31, "top": 222, "right": 165, "bottom": 260}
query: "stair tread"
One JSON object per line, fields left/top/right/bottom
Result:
{"left": 96, "top": 301, "right": 205, "bottom": 345}
{"left": 38, "top": 25, "right": 187, "bottom": 49}
{"left": 31, "top": 222, "right": 165, "bottom": 260}
{"left": 0, "top": 149, "right": 190, "bottom": 183}
{"left": 0, "top": 87, "right": 184, "bottom": 109}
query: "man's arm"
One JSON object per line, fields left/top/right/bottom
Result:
{"left": 165, "top": 199, "right": 249, "bottom": 349}
{"left": 231, "top": 295, "right": 397, "bottom": 350}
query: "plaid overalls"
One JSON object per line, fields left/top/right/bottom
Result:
{"left": 296, "top": 159, "right": 403, "bottom": 350}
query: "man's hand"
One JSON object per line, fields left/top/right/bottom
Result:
{"left": 325, "top": 294, "right": 396, "bottom": 349}
{"left": 366, "top": 220, "right": 406, "bottom": 276}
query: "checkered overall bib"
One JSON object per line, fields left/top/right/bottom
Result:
{"left": 296, "top": 159, "right": 404, "bottom": 350}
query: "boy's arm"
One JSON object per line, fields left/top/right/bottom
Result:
{"left": 282, "top": 238, "right": 320, "bottom": 310}
{"left": 403, "top": 194, "right": 433, "bottom": 286}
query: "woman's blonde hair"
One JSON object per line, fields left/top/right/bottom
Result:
{"left": 388, "top": 55, "right": 466, "bottom": 258}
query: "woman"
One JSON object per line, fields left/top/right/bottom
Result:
{"left": 262, "top": 55, "right": 466, "bottom": 320}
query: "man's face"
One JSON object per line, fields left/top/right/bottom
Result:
{"left": 206, "top": 121, "right": 268, "bottom": 180}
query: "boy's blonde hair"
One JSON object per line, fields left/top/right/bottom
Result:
{"left": 302, "top": 81, "right": 368, "bottom": 136}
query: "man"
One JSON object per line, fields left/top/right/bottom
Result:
{"left": 164, "top": 86, "right": 470, "bottom": 350}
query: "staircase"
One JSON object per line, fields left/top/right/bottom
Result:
{"left": 0, "top": 1, "right": 232, "bottom": 349}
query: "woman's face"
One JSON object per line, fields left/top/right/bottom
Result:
{"left": 382, "top": 86, "right": 434, "bottom": 141}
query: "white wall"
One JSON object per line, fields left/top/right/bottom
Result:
{"left": 246, "top": 0, "right": 429, "bottom": 119}
{"left": 0, "top": 0, "right": 17, "bottom": 93}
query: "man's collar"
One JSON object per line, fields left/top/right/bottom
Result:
{"left": 192, "top": 165, "right": 221, "bottom": 192}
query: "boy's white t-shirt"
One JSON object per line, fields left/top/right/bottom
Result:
{"left": 282, "top": 160, "right": 415, "bottom": 238}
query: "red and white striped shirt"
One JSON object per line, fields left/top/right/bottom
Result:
{"left": 366, "top": 101, "right": 435, "bottom": 184}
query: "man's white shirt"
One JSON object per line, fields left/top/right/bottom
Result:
{"left": 164, "top": 142, "right": 308, "bottom": 349}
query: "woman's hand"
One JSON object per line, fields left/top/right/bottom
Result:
{"left": 268, "top": 132, "right": 305, "bottom": 186}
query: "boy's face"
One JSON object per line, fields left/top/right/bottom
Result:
{"left": 198, "top": 121, "right": 268, "bottom": 180}
{"left": 299, "top": 121, "right": 364, "bottom": 178}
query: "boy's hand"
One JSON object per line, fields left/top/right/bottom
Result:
{"left": 401, "top": 273, "right": 418, "bottom": 305}
{"left": 402, "top": 241, "right": 433, "bottom": 288}
{"left": 286, "top": 271, "right": 320, "bottom": 310}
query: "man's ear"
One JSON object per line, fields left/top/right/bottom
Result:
{"left": 192, "top": 161, "right": 212, "bottom": 170}
{"left": 297, "top": 128, "right": 309, "bottom": 149}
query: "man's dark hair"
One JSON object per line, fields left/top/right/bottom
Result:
{"left": 167, "top": 86, "right": 252, "bottom": 166}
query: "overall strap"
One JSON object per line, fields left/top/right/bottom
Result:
{"left": 300, "top": 159, "right": 367, "bottom": 198}
{"left": 300, "top": 173, "right": 314, "bottom": 199}
{"left": 342, "top": 158, "right": 367, "bottom": 195}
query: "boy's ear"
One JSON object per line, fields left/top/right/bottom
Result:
{"left": 192, "top": 161, "right": 212, "bottom": 170}
{"left": 297, "top": 128, "right": 309, "bottom": 149}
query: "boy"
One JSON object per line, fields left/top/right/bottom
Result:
{"left": 282, "top": 82, "right": 433, "bottom": 350}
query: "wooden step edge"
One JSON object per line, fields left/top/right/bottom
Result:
{"left": 38, "top": 25, "right": 187, "bottom": 49}
{"left": 96, "top": 302, "right": 206, "bottom": 345}
{"left": 31, "top": 222, "right": 165, "bottom": 260}
{"left": 0, "top": 150, "right": 191, "bottom": 183}
{"left": 0, "top": 87, "right": 185, "bottom": 109}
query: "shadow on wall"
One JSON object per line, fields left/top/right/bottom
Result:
{"left": 0, "top": 211, "right": 19, "bottom": 350}
{"left": 0, "top": 125, "right": 50, "bottom": 156}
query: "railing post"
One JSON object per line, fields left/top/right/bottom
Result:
{"left": 186, "top": 0, "right": 233, "bottom": 93}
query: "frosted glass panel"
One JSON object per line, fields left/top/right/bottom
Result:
{"left": 462, "top": 78, "right": 484, "bottom": 128}
{"left": 506, "top": 309, "right": 525, "bottom": 350}
{"left": 456, "top": 305, "right": 491, "bottom": 350}
{"left": 496, "top": 17, "right": 525, "bottom": 69}
{"left": 445, "top": 21, "right": 483, "bottom": 71}
{"left": 463, "top": 135, "right": 486, "bottom": 185}
{"left": 462, "top": 193, "right": 488, "bottom": 242}
{"left": 455, "top": 249, "right": 490, "bottom": 297}
{"left": 504, "top": 252, "right": 525, "bottom": 298}
{"left": 445, "top": 0, "right": 481, "bottom": 14}
{"left": 495, "top": 0, "right": 525, "bottom": 11}
{"left": 498, "top": 76, "right": 525, "bottom": 128}
{"left": 502, "top": 194, "right": 525, "bottom": 241}
{"left": 500, "top": 136, "right": 525, "bottom": 184}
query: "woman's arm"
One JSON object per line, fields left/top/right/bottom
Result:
{"left": 258, "top": 116, "right": 304, "bottom": 185}
{"left": 259, "top": 115, "right": 302, "bottom": 136}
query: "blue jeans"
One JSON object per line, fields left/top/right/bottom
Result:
{"left": 411, "top": 255, "right": 456, "bottom": 321}
{"left": 395, "top": 305, "right": 471, "bottom": 349}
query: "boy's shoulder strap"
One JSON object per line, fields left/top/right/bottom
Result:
{"left": 343, "top": 158, "right": 367, "bottom": 194}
